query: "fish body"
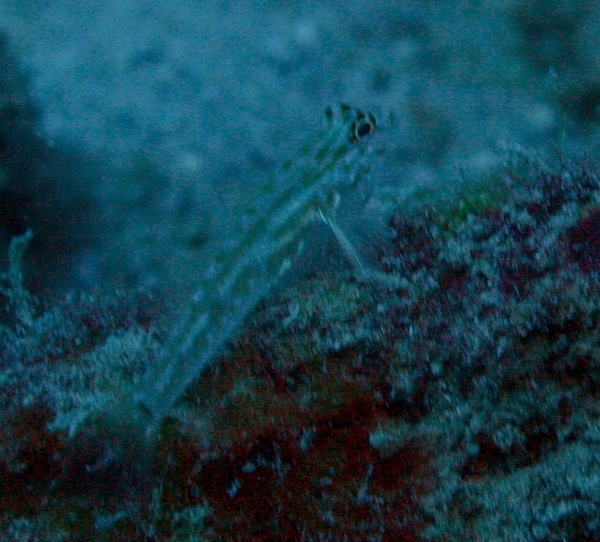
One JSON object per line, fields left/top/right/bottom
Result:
{"left": 133, "top": 104, "right": 377, "bottom": 433}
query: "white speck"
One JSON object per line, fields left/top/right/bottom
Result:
{"left": 294, "top": 20, "right": 318, "bottom": 47}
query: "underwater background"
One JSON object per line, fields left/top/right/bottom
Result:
{"left": 3, "top": 1, "right": 600, "bottom": 540}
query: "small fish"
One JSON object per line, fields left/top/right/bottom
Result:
{"left": 131, "top": 104, "right": 378, "bottom": 435}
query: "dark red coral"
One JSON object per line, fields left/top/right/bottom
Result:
{"left": 566, "top": 208, "right": 600, "bottom": 273}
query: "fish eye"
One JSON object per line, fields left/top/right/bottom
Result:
{"left": 351, "top": 112, "right": 376, "bottom": 142}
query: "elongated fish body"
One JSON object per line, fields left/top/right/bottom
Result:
{"left": 133, "top": 104, "right": 377, "bottom": 433}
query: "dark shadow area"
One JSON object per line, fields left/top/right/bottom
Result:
{"left": 0, "top": 32, "right": 112, "bottom": 303}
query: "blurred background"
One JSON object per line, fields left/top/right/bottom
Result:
{"left": 1, "top": 0, "right": 599, "bottom": 303}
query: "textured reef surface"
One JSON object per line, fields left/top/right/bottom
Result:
{"left": 3, "top": 155, "right": 600, "bottom": 540}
